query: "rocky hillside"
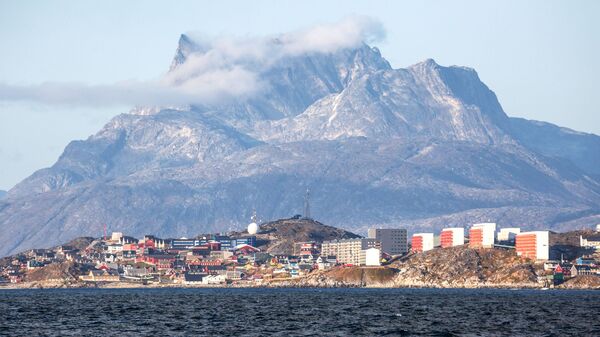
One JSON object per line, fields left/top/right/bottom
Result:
{"left": 272, "top": 246, "right": 542, "bottom": 288}
{"left": 274, "top": 266, "right": 397, "bottom": 287}
{"left": 0, "top": 29, "right": 599, "bottom": 256}
{"left": 549, "top": 230, "right": 597, "bottom": 260}
{"left": 558, "top": 275, "right": 600, "bottom": 289}
{"left": 24, "top": 261, "right": 86, "bottom": 283}
{"left": 392, "top": 246, "right": 540, "bottom": 288}
{"left": 233, "top": 217, "right": 360, "bottom": 255}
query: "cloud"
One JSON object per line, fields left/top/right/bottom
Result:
{"left": 0, "top": 16, "right": 385, "bottom": 108}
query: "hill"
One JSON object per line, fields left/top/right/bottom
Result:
{"left": 233, "top": 217, "right": 360, "bottom": 255}
{"left": 271, "top": 246, "right": 543, "bottom": 288}
{"left": 392, "top": 246, "right": 540, "bottom": 288}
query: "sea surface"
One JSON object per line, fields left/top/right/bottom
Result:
{"left": 0, "top": 287, "right": 599, "bottom": 336}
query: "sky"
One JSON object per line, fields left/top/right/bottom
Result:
{"left": 0, "top": 0, "right": 598, "bottom": 191}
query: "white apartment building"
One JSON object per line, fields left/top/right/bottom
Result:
{"left": 321, "top": 238, "right": 381, "bottom": 265}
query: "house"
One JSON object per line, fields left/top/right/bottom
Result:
{"left": 184, "top": 272, "right": 207, "bottom": 285}
{"left": 9, "top": 274, "right": 23, "bottom": 283}
{"left": 79, "top": 270, "right": 120, "bottom": 282}
{"left": 29, "top": 249, "right": 55, "bottom": 262}
{"left": 105, "top": 244, "right": 123, "bottom": 254}
{"left": 122, "top": 266, "right": 152, "bottom": 280}
{"left": 558, "top": 263, "right": 573, "bottom": 277}
{"left": 298, "top": 242, "right": 320, "bottom": 256}
{"left": 137, "top": 254, "right": 176, "bottom": 270}
{"left": 202, "top": 274, "right": 226, "bottom": 285}
{"left": 226, "top": 269, "right": 245, "bottom": 280}
{"left": 97, "top": 262, "right": 119, "bottom": 271}
{"left": 26, "top": 260, "right": 44, "bottom": 270}
{"left": 571, "top": 265, "right": 599, "bottom": 276}
{"left": 575, "top": 257, "right": 597, "bottom": 266}
{"left": 316, "top": 256, "right": 334, "bottom": 270}
{"left": 104, "top": 253, "right": 118, "bottom": 263}
{"left": 544, "top": 260, "right": 559, "bottom": 271}
{"left": 232, "top": 244, "right": 260, "bottom": 255}
{"left": 580, "top": 234, "right": 600, "bottom": 250}
{"left": 300, "top": 254, "right": 316, "bottom": 264}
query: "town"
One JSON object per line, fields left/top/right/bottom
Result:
{"left": 1, "top": 216, "right": 599, "bottom": 289}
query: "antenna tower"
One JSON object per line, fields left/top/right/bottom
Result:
{"left": 303, "top": 188, "right": 311, "bottom": 219}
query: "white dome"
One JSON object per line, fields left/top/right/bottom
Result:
{"left": 247, "top": 222, "right": 259, "bottom": 235}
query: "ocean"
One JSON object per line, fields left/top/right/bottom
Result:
{"left": 0, "top": 288, "right": 598, "bottom": 336}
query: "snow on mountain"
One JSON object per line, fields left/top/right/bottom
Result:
{"left": 254, "top": 59, "right": 512, "bottom": 144}
{"left": 0, "top": 35, "right": 599, "bottom": 257}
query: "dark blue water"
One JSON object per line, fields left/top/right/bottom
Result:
{"left": 0, "top": 288, "right": 599, "bottom": 336}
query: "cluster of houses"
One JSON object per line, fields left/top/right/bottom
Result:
{"left": 0, "top": 232, "right": 348, "bottom": 286}
{"left": 1, "top": 223, "right": 599, "bottom": 286}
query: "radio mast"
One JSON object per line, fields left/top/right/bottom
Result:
{"left": 303, "top": 188, "right": 311, "bottom": 219}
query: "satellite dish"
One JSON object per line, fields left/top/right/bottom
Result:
{"left": 247, "top": 222, "right": 258, "bottom": 235}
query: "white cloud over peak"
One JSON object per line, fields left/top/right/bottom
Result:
{"left": 0, "top": 16, "right": 385, "bottom": 108}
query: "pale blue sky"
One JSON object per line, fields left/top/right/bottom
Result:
{"left": 0, "top": 0, "right": 598, "bottom": 190}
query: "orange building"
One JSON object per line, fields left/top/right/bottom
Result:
{"left": 469, "top": 223, "right": 496, "bottom": 248}
{"left": 411, "top": 233, "right": 434, "bottom": 253}
{"left": 515, "top": 231, "right": 549, "bottom": 261}
{"left": 441, "top": 228, "right": 464, "bottom": 248}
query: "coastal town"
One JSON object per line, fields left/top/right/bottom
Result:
{"left": 1, "top": 215, "right": 599, "bottom": 289}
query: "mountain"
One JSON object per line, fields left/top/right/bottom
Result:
{"left": 0, "top": 35, "right": 599, "bottom": 257}
{"left": 0, "top": 190, "right": 6, "bottom": 199}
{"left": 508, "top": 117, "right": 600, "bottom": 176}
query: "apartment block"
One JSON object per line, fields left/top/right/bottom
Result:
{"left": 516, "top": 231, "right": 549, "bottom": 261}
{"left": 367, "top": 228, "right": 408, "bottom": 255}
{"left": 411, "top": 233, "right": 434, "bottom": 253}
{"left": 440, "top": 228, "right": 464, "bottom": 248}
{"left": 469, "top": 223, "right": 496, "bottom": 248}
{"left": 321, "top": 238, "right": 380, "bottom": 265}
{"left": 497, "top": 228, "right": 521, "bottom": 242}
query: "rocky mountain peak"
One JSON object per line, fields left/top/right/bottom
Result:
{"left": 1, "top": 33, "right": 599, "bottom": 258}
{"left": 169, "top": 33, "right": 204, "bottom": 71}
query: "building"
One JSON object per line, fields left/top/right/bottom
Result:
{"left": 570, "top": 265, "right": 599, "bottom": 276}
{"left": 440, "top": 228, "right": 464, "bottom": 248}
{"left": 367, "top": 228, "right": 408, "bottom": 255}
{"left": 497, "top": 228, "right": 521, "bottom": 242}
{"left": 79, "top": 270, "right": 120, "bottom": 282}
{"left": 110, "top": 232, "right": 123, "bottom": 242}
{"left": 469, "top": 223, "right": 496, "bottom": 248}
{"left": 183, "top": 272, "right": 206, "bottom": 284}
{"left": 515, "top": 231, "right": 549, "bottom": 261}
{"left": 580, "top": 234, "right": 600, "bottom": 250}
{"left": 411, "top": 233, "right": 434, "bottom": 253}
{"left": 321, "top": 238, "right": 380, "bottom": 265}
{"left": 361, "top": 248, "right": 381, "bottom": 266}
{"left": 575, "top": 257, "right": 597, "bottom": 266}
{"left": 297, "top": 242, "right": 319, "bottom": 257}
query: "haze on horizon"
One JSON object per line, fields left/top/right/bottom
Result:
{"left": 0, "top": 0, "right": 598, "bottom": 191}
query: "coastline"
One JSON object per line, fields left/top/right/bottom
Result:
{"left": 2, "top": 279, "right": 598, "bottom": 291}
